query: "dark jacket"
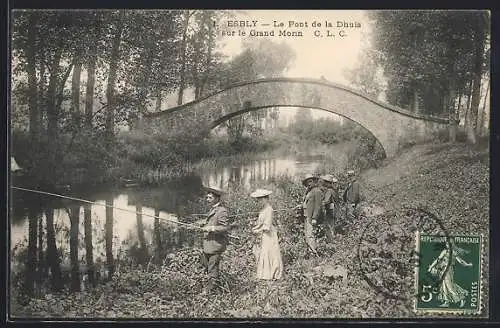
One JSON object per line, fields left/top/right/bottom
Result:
{"left": 343, "top": 179, "right": 361, "bottom": 205}
{"left": 303, "top": 186, "right": 323, "bottom": 220}
{"left": 203, "top": 203, "right": 229, "bottom": 254}
{"left": 322, "top": 187, "right": 337, "bottom": 212}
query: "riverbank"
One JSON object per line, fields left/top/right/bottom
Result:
{"left": 11, "top": 140, "right": 489, "bottom": 318}
{"left": 11, "top": 127, "right": 381, "bottom": 189}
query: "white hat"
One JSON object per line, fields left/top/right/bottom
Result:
{"left": 203, "top": 185, "right": 225, "bottom": 196}
{"left": 320, "top": 174, "right": 338, "bottom": 183}
{"left": 347, "top": 170, "right": 355, "bottom": 175}
{"left": 301, "top": 174, "right": 318, "bottom": 186}
{"left": 250, "top": 189, "right": 272, "bottom": 198}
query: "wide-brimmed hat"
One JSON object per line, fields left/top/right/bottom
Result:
{"left": 301, "top": 174, "right": 318, "bottom": 186}
{"left": 250, "top": 189, "right": 272, "bottom": 198}
{"left": 346, "top": 170, "right": 355, "bottom": 176}
{"left": 320, "top": 174, "right": 338, "bottom": 183}
{"left": 203, "top": 185, "right": 225, "bottom": 197}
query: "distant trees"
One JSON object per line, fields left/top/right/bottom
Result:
{"left": 345, "top": 11, "right": 490, "bottom": 143}
{"left": 11, "top": 10, "right": 233, "bottom": 185}
{"left": 215, "top": 39, "right": 296, "bottom": 144}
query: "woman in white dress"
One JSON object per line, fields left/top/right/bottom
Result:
{"left": 250, "top": 189, "right": 283, "bottom": 280}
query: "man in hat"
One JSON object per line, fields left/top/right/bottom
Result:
{"left": 296, "top": 174, "right": 323, "bottom": 255}
{"left": 342, "top": 170, "right": 362, "bottom": 222}
{"left": 320, "top": 174, "right": 339, "bottom": 242}
{"left": 199, "top": 186, "right": 230, "bottom": 293}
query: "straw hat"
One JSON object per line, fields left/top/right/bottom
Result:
{"left": 250, "top": 189, "right": 272, "bottom": 198}
{"left": 302, "top": 174, "right": 318, "bottom": 186}
{"left": 203, "top": 185, "right": 225, "bottom": 197}
{"left": 320, "top": 174, "right": 338, "bottom": 183}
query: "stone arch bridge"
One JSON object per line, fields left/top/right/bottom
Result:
{"left": 142, "top": 78, "right": 449, "bottom": 158}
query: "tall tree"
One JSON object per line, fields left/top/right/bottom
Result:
{"left": 177, "top": 10, "right": 195, "bottom": 105}
{"left": 105, "top": 12, "right": 124, "bottom": 142}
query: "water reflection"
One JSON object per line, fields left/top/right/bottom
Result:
{"left": 201, "top": 157, "right": 322, "bottom": 191}
{"left": 10, "top": 155, "right": 324, "bottom": 294}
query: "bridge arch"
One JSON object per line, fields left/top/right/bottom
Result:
{"left": 144, "top": 78, "right": 449, "bottom": 158}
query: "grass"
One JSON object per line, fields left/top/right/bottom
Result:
{"left": 11, "top": 141, "right": 490, "bottom": 319}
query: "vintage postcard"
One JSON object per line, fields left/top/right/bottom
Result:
{"left": 9, "top": 9, "right": 490, "bottom": 320}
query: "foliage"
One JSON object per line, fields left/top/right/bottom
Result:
{"left": 345, "top": 10, "right": 490, "bottom": 143}
{"left": 11, "top": 142, "right": 489, "bottom": 318}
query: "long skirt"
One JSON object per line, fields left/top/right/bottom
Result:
{"left": 256, "top": 229, "right": 283, "bottom": 280}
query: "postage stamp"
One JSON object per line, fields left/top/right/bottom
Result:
{"left": 414, "top": 233, "right": 483, "bottom": 315}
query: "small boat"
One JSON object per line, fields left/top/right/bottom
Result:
{"left": 120, "top": 178, "right": 139, "bottom": 188}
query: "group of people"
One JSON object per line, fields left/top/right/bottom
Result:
{"left": 195, "top": 169, "right": 362, "bottom": 294}
{"left": 296, "top": 169, "right": 362, "bottom": 255}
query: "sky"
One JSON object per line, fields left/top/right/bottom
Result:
{"left": 168, "top": 10, "right": 373, "bottom": 121}
{"left": 217, "top": 10, "right": 371, "bottom": 85}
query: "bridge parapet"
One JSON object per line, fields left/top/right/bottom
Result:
{"left": 144, "top": 78, "right": 449, "bottom": 158}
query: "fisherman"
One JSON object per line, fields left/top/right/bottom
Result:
{"left": 342, "top": 170, "right": 362, "bottom": 223}
{"left": 319, "top": 174, "right": 338, "bottom": 242}
{"left": 199, "top": 185, "right": 230, "bottom": 294}
{"left": 295, "top": 174, "right": 323, "bottom": 256}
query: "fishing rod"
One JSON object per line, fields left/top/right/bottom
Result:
{"left": 190, "top": 208, "right": 293, "bottom": 218}
{"left": 11, "top": 186, "right": 242, "bottom": 240}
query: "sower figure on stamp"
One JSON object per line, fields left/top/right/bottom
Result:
{"left": 342, "top": 170, "right": 362, "bottom": 225}
{"left": 319, "top": 174, "right": 338, "bottom": 242}
{"left": 295, "top": 174, "right": 323, "bottom": 256}
{"left": 199, "top": 185, "right": 230, "bottom": 294}
{"left": 427, "top": 239, "right": 473, "bottom": 308}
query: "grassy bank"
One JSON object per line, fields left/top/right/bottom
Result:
{"left": 11, "top": 128, "right": 382, "bottom": 188}
{"left": 11, "top": 141, "right": 489, "bottom": 318}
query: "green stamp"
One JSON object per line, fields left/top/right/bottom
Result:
{"left": 414, "top": 234, "right": 483, "bottom": 314}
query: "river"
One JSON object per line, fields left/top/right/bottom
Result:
{"left": 10, "top": 153, "right": 327, "bottom": 288}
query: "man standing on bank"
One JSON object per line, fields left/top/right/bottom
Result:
{"left": 297, "top": 174, "right": 323, "bottom": 256}
{"left": 200, "top": 185, "right": 230, "bottom": 294}
{"left": 342, "top": 170, "right": 362, "bottom": 223}
{"left": 320, "top": 174, "right": 338, "bottom": 242}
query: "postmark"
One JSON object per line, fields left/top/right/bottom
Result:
{"left": 357, "top": 206, "right": 452, "bottom": 302}
{"left": 414, "top": 234, "right": 483, "bottom": 315}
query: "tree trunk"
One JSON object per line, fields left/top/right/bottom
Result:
{"left": 84, "top": 205, "right": 95, "bottom": 286}
{"left": 45, "top": 208, "right": 63, "bottom": 291}
{"left": 447, "top": 89, "right": 457, "bottom": 142}
{"left": 105, "top": 16, "right": 124, "bottom": 142}
{"left": 478, "top": 78, "right": 490, "bottom": 136}
{"left": 105, "top": 195, "right": 115, "bottom": 279}
{"left": 71, "top": 57, "right": 82, "bottom": 129}
{"left": 199, "top": 13, "right": 213, "bottom": 97}
{"left": 155, "top": 90, "right": 162, "bottom": 112}
{"left": 85, "top": 23, "right": 100, "bottom": 129}
{"left": 192, "top": 36, "right": 201, "bottom": 100}
{"left": 38, "top": 50, "right": 47, "bottom": 132}
{"left": 27, "top": 13, "right": 39, "bottom": 140}
{"left": 69, "top": 205, "right": 80, "bottom": 292}
{"left": 177, "top": 11, "right": 192, "bottom": 105}
{"left": 46, "top": 49, "right": 62, "bottom": 141}
{"left": 25, "top": 209, "right": 38, "bottom": 296}
{"left": 136, "top": 38, "right": 155, "bottom": 130}
{"left": 467, "top": 19, "right": 487, "bottom": 145}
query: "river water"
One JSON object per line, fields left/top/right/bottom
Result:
{"left": 10, "top": 154, "right": 326, "bottom": 286}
